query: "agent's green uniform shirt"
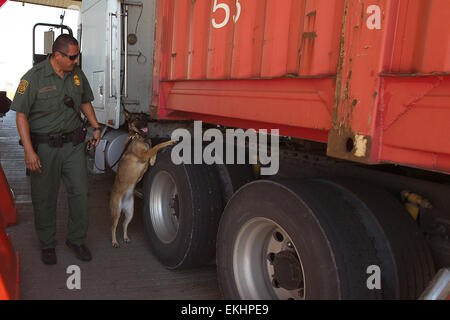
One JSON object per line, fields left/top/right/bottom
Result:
{"left": 11, "top": 56, "right": 94, "bottom": 134}
{"left": 11, "top": 57, "right": 95, "bottom": 249}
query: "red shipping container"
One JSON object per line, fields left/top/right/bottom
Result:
{"left": 0, "top": 163, "right": 17, "bottom": 229}
{"left": 0, "top": 164, "right": 19, "bottom": 300}
{"left": 0, "top": 228, "right": 20, "bottom": 300}
{"left": 152, "top": 0, "right": 450, "bottom": 174}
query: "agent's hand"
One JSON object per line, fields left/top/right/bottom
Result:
{"left": 25, "top": 150, "right": 42, "bottom": 173}
{"left": 89, "top": 129, "right": 101, "bottom": 148}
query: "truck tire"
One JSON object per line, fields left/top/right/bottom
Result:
{"left": 216, "top": 179, "right": 434, "bottom": 300}
{"left": 321, "top": 178, "right": 435, "bottom": 299}
{"left": 214, "top": 163, "right": 254, "bottom": 206}
{"left": 142, "top": 147, "right": 223, "bottom": 269}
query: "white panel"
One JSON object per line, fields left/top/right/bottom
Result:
{"left": 122, "top": 1, "right": 156, "bottom": 116}
{"left": 81, "top": 0, "right": 121, "bottom": 129}
{"left": 81, "top": 0, "right": 157, "bottom": 127}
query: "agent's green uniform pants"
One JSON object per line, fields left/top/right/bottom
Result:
{"left": 31, "top": 142, "right": 89, "bottom": 249}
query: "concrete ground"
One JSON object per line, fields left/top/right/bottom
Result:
{"left": 0, "top": 111, "right": 222, "bottom": 300}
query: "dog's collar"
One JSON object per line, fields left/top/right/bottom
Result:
{"left": 127, "top": 133, "right": 142, "bottom": 142}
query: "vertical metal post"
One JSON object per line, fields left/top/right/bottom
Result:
{"left": 123, "top": 6, "right": 129, "bottom": 98}
{"left": 109, "top": 12, "right": 116, "bottom": 98}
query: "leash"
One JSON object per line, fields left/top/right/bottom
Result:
{"left": 108, "top": 134, "right": 141, "bottom": 170}
{"left": 87, "top": 132, "right": 148, "bottom": 172}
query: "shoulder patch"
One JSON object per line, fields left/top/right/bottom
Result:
{"left": 17, "top": 80, "right": 29, "bottom": 95}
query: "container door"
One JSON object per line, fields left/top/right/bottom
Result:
{"left": 81, "top": 0, "right": 122, "bottom": 129}
{"left": 120, "top": 1, "right": 157, "bottom": 116}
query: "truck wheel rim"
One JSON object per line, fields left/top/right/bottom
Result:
{"left": 149, "top": 171, "right": 180, "bottom": 244}
{"left": 233, "top": 217, "right": 306, "bottom": 300}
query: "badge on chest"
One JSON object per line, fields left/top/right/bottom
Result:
{"left": 74, "top": 75, "right": 81, "bottom": 86}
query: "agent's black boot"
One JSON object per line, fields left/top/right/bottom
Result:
{"left": 66, "top": 240, "right": 92, "bottom": 262}
{"left": 41, "top": 248, "right": 57, "bottom": 265}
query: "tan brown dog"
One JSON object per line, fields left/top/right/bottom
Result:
{"left": 110, "top": 111, "right": 175, "bottom": 248}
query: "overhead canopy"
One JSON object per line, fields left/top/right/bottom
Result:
{"left": 9, "top": 0, "right": 81, "bottom": 10}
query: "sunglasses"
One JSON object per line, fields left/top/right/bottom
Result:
{"left": 57, "top": 50, "right": 79, "bottom": 61}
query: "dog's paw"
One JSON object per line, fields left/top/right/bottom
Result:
{"left": 150, "top": 154, "right": 157, "bottom": 166}
{"left": 112, "top": 241, "right": 120, "bottom": 248}
{"left": 124, "top": 237, "right": 131, "bottom": 244}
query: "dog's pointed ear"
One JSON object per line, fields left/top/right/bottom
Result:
{"left": 124, "top": 109, "right": 131, "bottom": 121}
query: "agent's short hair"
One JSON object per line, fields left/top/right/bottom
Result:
{"left": 52, "top": 34, "right": 79, "bottom": 55}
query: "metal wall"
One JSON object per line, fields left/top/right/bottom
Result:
{"left": 152, "top": 0, "right": 450, "bottom": 173}
{"left": 390, "top": 0, "right": 450, "bottom": 74}
{"left": 157, "top": 0, "right": 345, "bottom": 80}
{"left": 328, "top": 0, "right": 450, "bottom": 173}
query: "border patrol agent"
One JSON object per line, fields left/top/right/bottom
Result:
{"left": 11, "top": 34, "right": 101, "bottom": 265}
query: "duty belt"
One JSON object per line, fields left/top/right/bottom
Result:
{"left": 31, "top": 128, "right": 80, "bottom": 148}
